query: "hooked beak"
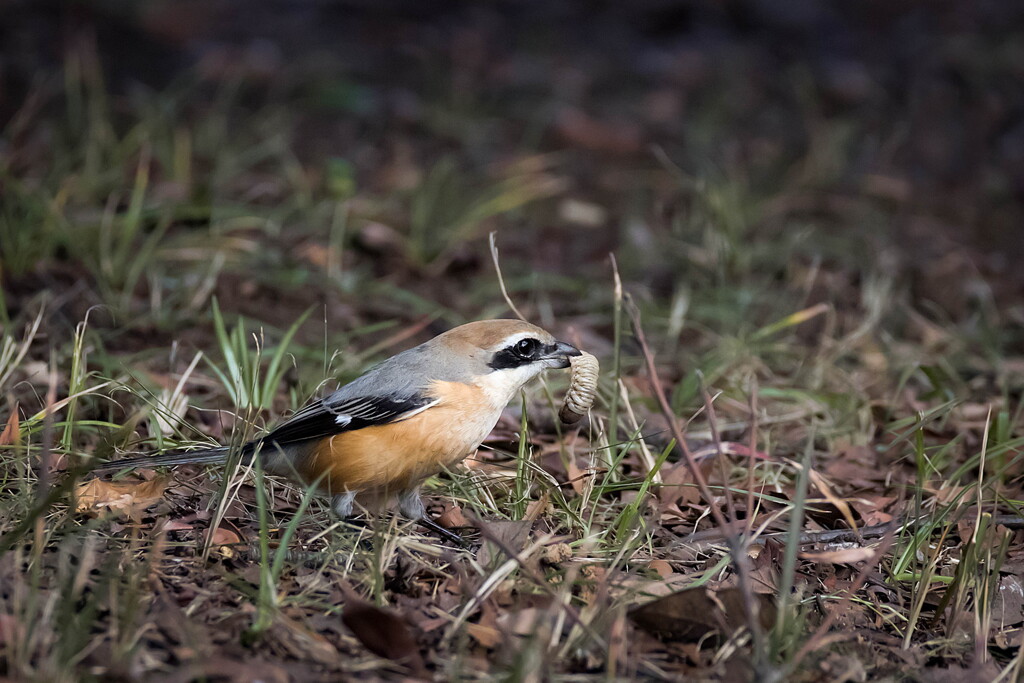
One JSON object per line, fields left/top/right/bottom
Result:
{"left": 541, "top": 340, "right": 582, "bottom": 369}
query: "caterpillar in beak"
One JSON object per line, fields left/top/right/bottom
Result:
{"left": 559, "top": 351, "right": 599, "bottom": 424}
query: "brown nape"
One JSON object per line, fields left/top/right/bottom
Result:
{"left": 437, "top": 319, "right": 553, "bottom": 350}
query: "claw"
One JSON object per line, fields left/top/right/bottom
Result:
{"left": 416, "top": 516, "right": 468, "bottom": 546}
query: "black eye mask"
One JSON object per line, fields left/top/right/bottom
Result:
{"left": 488, "top": 338, "right": 580, "bottom": 370}
{"left": 488, "top": 337, "right": 542, "bottom": 370}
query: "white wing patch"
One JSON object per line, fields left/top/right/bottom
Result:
{"left": 330, "top": 398, "right": 439, "bottom": 428}
{"left": 393, "top": 399, "right": 440, "bottom": 421}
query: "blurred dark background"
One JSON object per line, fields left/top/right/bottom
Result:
{"left": 1, "top": 0, "right": 1023, "bottom": 355}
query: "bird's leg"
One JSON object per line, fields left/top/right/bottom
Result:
{"left": 398, "top": 487, "right": 465, "bottom": 546}
{"left": 397, "top": 487, "right": 425, "bottom": 520}
{"left": 332, "top": 490, "right": 357, "bottom": 518}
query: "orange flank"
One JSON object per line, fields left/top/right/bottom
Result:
{"left": 291, "top": 380, "right": 498, "bottom": 496}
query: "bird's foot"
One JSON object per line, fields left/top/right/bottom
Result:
{"left": 397, "top": 489, "right": 467, "bottom": 546}
{"left": 331, "top": 490, "right": 357, "bottom": 518}
{"left": 416, "top": 516, "right": 467, "bottom": 546}
{"left": 397, "top": 489, "right": 425, "bottom": 520}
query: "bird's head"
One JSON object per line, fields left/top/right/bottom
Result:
{"left": 434, "top": 319, "right": 581, "bottom": 405}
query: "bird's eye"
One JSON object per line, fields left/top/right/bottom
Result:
{"left": 513, "top": 338, "right": 539, "bottom": 358}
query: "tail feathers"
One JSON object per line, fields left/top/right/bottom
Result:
{"left": 91, "top": 445, "right": 245, "bottom": 473}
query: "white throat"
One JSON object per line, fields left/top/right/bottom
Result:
{"left": 474, "top": 364, "right": 546, "bottom": 409}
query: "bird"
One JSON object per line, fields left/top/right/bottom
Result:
{"left": 94, "top": 319, "right": 581, "bottom": 532}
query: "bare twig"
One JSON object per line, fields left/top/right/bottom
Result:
{"left": 745, "top": 378, "right": 759, "bottom": 538}
{"left": 489, "top": 232, "right": 527, "bottom": 322}
{"left": 31, "top": 353, "right": 59, "bottom": 561}
{"left": 624, "top": 298, "right": 729, "bottom": 532}
{"left": 625, "top": 297, "right": 768, "bottom": 671}
{"left": 699, "top": 373, "right": 766, "bottom": 656}
{"left": 682, "top": 514, "right": 1024, "bottom": 549}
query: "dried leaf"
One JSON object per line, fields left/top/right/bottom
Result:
{"left": 476, "top": 519, "right": 532, "bottom": 566}
{"left": 629, "top": 587, "right": 777, "bottom": 643}
{"left": 566, "top": 457, "right": 588, "bottom": 495}
{"left": 437, "top": 504, "right": 469, "bottom": 529}
{"left": 745, "top": 562, "right": 780, "bottom": 594}
{"left": 808, "top": 468, "right": 858, "bottom": 532}
{"left": 76, "top": 477, "right": 169, "bottom": 518}
{"left": 465, "top": 622, "right": 502, "bottom": 648}
{"left": 0, "top": 408, "right": 20, "bottom": 446}
{"left": 994, "top": 575, "right": 1024, "bottom": 628}
{"left": 296, "top": 242, "right": 333, "bottom": 268}
{"left": 648, "top": 559, "right": 673, "bottom": 578}
{"left": 162, "top": 518, "right": 196, "bottom": 532}
{"left": 524, "top": 491, "right": 551, "bottom": 521}
{"left": 824, "top": 446, "right": 887, "bottom": 488}
{"left": 204, "top": 525, "right": 242, "bottom": 547}
{"left": 342, "top": 597, "right": 425, "bottom": 676}
{"left": 850, "top": 495, "right": 895, "bottom": 527}
{"left": 656, "top": 461, "right": 699, "bottom": 510}
{"left": 800, "top": 546, "right": 879, "bottom": 564}
{"left": 266, "top": 615, "right": 340, "bottom": 668}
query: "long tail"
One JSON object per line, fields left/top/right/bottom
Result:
{"left": 91, "top": 445, "right": 250, "bottom": 473}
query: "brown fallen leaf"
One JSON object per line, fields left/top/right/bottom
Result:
{"left": 296, "top": 241, "right": 334, "bottom": 269}
{"left": 0, "top": 408, "right": 19, "bottom": 446}
{"left": 476, "top": 519, "right": 532, "bottom": 567}
{"left": 565, "top": 457, "right": 588, "bottom": 496}
{"left": 465, "top": 622, "right": 502, "bottom": 648}
{"left": 267, "top": 614, "right": 341, "bottom": 668}
{"left": 746, "top": 557, "right": 781, "bottom": 595}
{"left": 656, "top": 460, "right": 700, "bottom": 510}
{"left": 824, "top": 445, "right": 887, "bottom": 488}
{"left": 648, "top": 559, "right": 673, "bottom": 579}
{"left": 993, "top": 626, "right": 1024, "bottom": 649}
{"left": 850, "top": 494, "right": 895, "bottom": 527}
{"left": 437, "top": 504, "right": 469, "bottom": 529}
{"left": 808, "top": 468, "right": 858, "bottom": 532}
{"left": 994, "top": 575, "right": 1024, "bottom": 629}
{"left": 162, "top": 518, "right": 196, "bottom": 532}
{"left": 341, "top": 592, "right": 426, "bottom": 678}
{"left": 800, "top": 546, "right": 879, "bottom": 564}
{"left": 524, "top": 491, "right": 551, "bottom": 521}
{"left": 76, "top": 477, "right": 169, "bottom": 519}
{"left": 629, "top": 587, "right": 777, "bottom": 643}
{"left": 203, "top": 525, "right": 242, "bottom": 547}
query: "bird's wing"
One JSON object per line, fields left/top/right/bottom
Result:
{"left": 259, "top": 342, "right": 443, "bottom": 449}
{"left": 259, "top": 392, "right": 437, "bottom": 448}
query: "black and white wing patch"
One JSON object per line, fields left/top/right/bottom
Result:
{"left": 260, "top": 394, "right": 436, "bottom": 448}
